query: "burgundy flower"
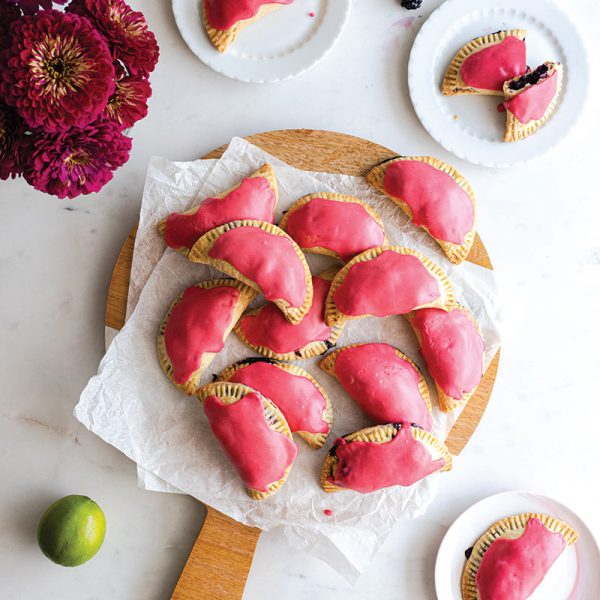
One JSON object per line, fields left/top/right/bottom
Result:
{"left": 23, "top": 119, "right": 132, "bottom": 198}
{"left": 67, "top": 0, "right": 159, "bottom": 77}
{"left": 104, "top": 75, "right": 151, "bottom": 129}
{"left": 5, "top": 0, "right": 67, "bottom": 15}
{"left": 0, "top": 1, "right": 21, "bottom": 47}
{"left": 0, "top": 102, "right": 25, "bottom": 180}
{"left": 0, "top": 10, "right": 115, "bottom": 133}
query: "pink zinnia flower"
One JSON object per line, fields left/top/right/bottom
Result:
{"left": 104, "top": 75, "right": 151, "bottom": 129}
{"left": 23, "top": 119, "right": 132, "bottom": 198}
{"left": 0, "top": 10, "right": 115, "bottom": 133}
{"left": 0, "top": 102, "right": 25, "bottom": 180}
{"left": 67, "top": 0, "right": 159, "bottom": 77}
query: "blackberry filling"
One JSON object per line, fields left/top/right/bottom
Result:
{"left": 236, "top": 356, "right": 276, "bottom": 367}
{"left": 509, "top": 64, "right": 550, "bottom": 91}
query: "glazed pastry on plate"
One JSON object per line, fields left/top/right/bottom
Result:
{"left": 188, "top": 220, "right": 313, "bottom": 324}
{"left": 198, "top": 382, "right": 297, "bottom": 499}
{"left": 158, "top": 163, "right": 278, "bottom": 254}
{"left": 217, "top": 358, "right": 332, "bottom": 448}
{"left": 278, "top": 192, "right": 386, "bottom": 262}
{"left": 462, "top": 513, "right": 578, "bottom": 600}
{"left": 324, "top": 246, "right": 455, "bottom": 328}
{"left": 202, "top": 0, "right": 293, "bottom": 53}
{"left": 407, "top": 306, "right": 485, "bottom": 413}
{"left": 366, "top": 156, "right": 477, "bottom": 264}
{"left": 158, "top": 279, "right": 256, "bottom": 395}
{"left": 442, "top": 29, "right": 527, "bottom": 96}
{"left": 319, "top": 343, "right": 432, "bottom": 430}
{"left": 234, "top": 267, "right": 343, "bottom": 360}
{"left": 503, "top": 62, "right": 563, "bottom": 142}
{"left": 320, "top": 423, "right": 451, "bottom": 494}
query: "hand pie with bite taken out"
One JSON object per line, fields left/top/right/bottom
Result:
{"left": 320, "top": 423, "right": 451, "bottom": 494}
{"left": 198, "top": 382, "right": 297, "bottom": 499}
{"left": 217, "top": 358, "right": 332, "bottom": 448}
{"left": 188, "top": 220, "right": 313, "bottom": 325}
{"left": 158, "top": 279, "right": 256, "bottom": 395}
{"left": 366, "top": 156, "right": 477, "bottom": 265}
{"left": 462, "top": 513, "right": 578, "bottom": 600}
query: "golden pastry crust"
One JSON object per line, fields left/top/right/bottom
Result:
{"left": 461, "top": 512, "right": 578, "bottom": 599}
{"left": 233, "top": 267, "right": 344, "bottom": 361}
{"left": 157, "top": 279, "right": 257, "bottom": 396}
{"left": 197, "top": 381, "right": 295, "bottom": 499}
{"left": 202, "top": 2, "right": 283, "bottom": 53}
{"left": 366, "top": 156, "right": 477, "bottom": 265}
{"left": 406, "top": 305, "right": 483, "bottom": 413}
{"left": 324, "top": 245, "right": 455, "bottom": 329}
{"left": 188, "top": 219, "right": 313, "bottom": 325}
{"left": 319, "top": 342, "right": 432, "bottom": 415}
{"left": 278, "top": 192, "right": 387, "bottom": 261}
{"left": 442, "top": 29, "right": 528, "bottom": 96}
{"left": 320, "top": 423, "right": 452, "bottom": 493}
{"left": 503, "top": 62, "right": 563, "bottom": 142}
{"left": 157, "top": 163, "right": 278, "bottom": 257}
{"left": 217, "top": 358, "right": 333, "bottom": 448}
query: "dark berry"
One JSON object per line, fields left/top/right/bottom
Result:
{"left": 401, "top": 0, "right": 423, "bottom": 9}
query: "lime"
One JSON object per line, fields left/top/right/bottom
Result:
{"left": 37, "top": 495, "right": 106, "bottom": 567}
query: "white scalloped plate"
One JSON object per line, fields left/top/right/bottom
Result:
{"left": 172, "top": 0, "right": 351, "bottom": 83}
{"left": 435, "top": 491, "right": 600, "bottom": 599}
{"left": 408, "top": 0, "right": 589, "bottom": 167}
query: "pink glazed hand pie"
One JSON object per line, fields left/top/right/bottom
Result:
{"left": 202, "top": 0, "right": 294, "bottom": 53}
{"left": 217, "top": 358, "right": 333, "bottom": 448}
{"left": 366, "top": 156, "right": 477, "bottom": 265}
{"left": 442, "top": 30, "right": 527, "bottom": 96}
{"left": 188, "top": 220, "right": 313, "bottom": 325}
{"left": 158, "top": 164, "right": 278, "bottom": 255}
{"left": 462, "top": 513, "right": 578, "bottom": 600}
{"left": 320, "top": 423, "right": 451, "bottom": 494}
{"left": 198, "top": 382, "right": 297, "bottom": 499}
{"left": 157, "top": 279, "right": 256, "bottom": 395}
{"left": 407, "top": 306, "right": 485, "bottom": 413}
{"left": 325, "top": 246, "right": 455, "bottom": 328}
{"left": 234, "top": 267, "right": 343, "bottom": 361}
{"left": 503, "top": 62, "right": 563, "bottom": 142}
{"left": 278, "top": 192, "right": 386, "bottom": 262}
{"left": 319, "top": 343, "right": 432, "bottom": 430}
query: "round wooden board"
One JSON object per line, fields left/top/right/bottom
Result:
{"left": 105, "top": 129, "right": 500, "bottom": 600}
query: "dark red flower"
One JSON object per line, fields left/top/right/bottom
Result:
{"left": 67, "top": 0, "right": 159, "bottom": 77}
{"left": 0, "top": 1, "right": 21, "bottom": 47}
{"left": 104, "top": 75, "right": 151, "bottom": 129}
{"left": 0, "top": 102, "right": 25, "bottom": 180}
{"left": 23, "top": 119, "right": 132, "bottom": 198}
{"left": 0, "top": 10, "right": 115, "bottom": 132}
{"left": 4, "top": 0, "right": 67, "bottom": 16}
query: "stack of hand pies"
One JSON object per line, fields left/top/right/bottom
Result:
{"left": 156, "top": 157, "right": 487, "bottom": 500}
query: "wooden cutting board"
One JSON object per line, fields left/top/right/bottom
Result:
{"left": 105, "top": 129, "right": 500, "bottom": 600}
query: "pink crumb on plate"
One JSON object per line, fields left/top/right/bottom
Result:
{"left": 323, "top": 509, "right": 333, "bottom": 516}
{"left": 308, "top": 11, "right": 315, "bottom": 17}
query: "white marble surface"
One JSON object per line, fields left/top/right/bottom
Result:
{"left": 1, "top": 1, "right": 599, "bottom": 598}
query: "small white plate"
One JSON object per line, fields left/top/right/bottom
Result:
{"left": 408, "top": 0, "right": 589, "bottom": 167}
{"left": 172, "top": 0, "right": 351, "bottom": 83}
{"left": 435, "top": 491, "right": 600, "bottom": 599}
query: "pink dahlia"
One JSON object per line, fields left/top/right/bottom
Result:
{"left": 67, "top": 0, "right": 159, "bottom": 77}
{"left": 0, "top": 10, "right": 115, "bottom": 133}
{"left": 0, "top": 102, "right": 25, "bottom": 180}
{"left": 104, "top": 75, "right": 151, "bottom": 129}
{"left": 23, "top": 119, "right": 132, "bottom": 198}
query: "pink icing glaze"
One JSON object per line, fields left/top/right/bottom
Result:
{"left": 461, "top": 35, "right": 526, "bottom": 91}
{"left": 330, "top": 425, "right": 445, "bottom": 493}
{"left": 164, "top": 177, "right": 276, "bottom": 250}
{"left": 383, "top": 161, "right": 474, "bottom": 244}
{"left": 285, "top": 197, "right": 385, "bottom": 261}
{"left": 411, "top": 308, "right": 484, "bottom": 400}
{"left": 227, "top": 361, "right": 328, "bottom": 434}
{"left": 476, "top": 517, "right": 567, "bottom": 600}
{"left": 333, "top": 343, "right": 432, "bottom": 429}
{"left": 208, "top": 226, "right": 307, "bottom": 307}
{"left": 164, "top": 286, "right": 240, "bottom": 384}
{"left": 238, "top": 275, "right": 332, "bottom": 354}
{"left": 333, "top": 251, "right": 441, "bottom": 317}
{"left": 204, "top": 391, "right": 297, "bottom": 492}
{"left": 204, "top": 0, "right": 293, "bottom": 30}
{"left": 504, "top": 71, "right": 558, "bottom": 124}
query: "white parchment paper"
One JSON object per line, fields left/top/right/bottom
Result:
{"left": 78, "top": 138, "right": 502, "bottom": 582}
